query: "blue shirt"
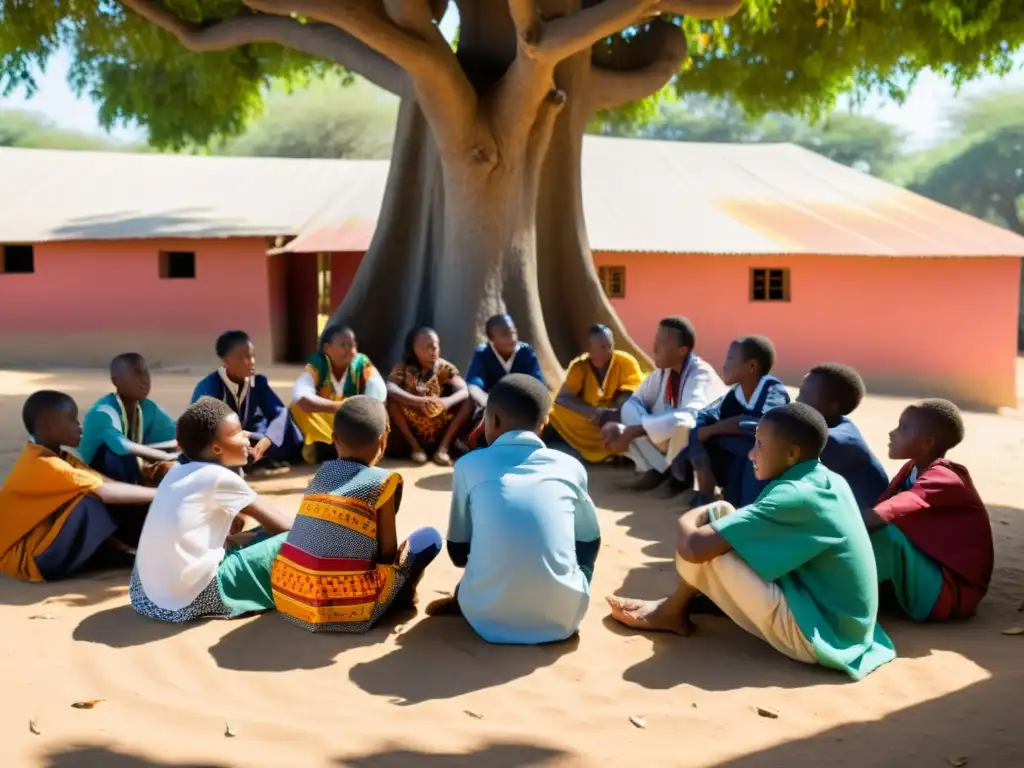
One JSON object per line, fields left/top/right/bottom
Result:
{"left": 464, "top": 343, "right": 545, "bottom": 392}
{"left": 446, "top": 430, "right": 601, "bottom": 644}
{"left": 820, "top": 417, "right": 889, "bottom": 509}
{"left": 79, "top": 393, "right": 176, "bottom": 464}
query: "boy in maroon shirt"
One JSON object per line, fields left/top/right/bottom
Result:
{"left": 862, "top": 400, "right": 993, "bottom": 621}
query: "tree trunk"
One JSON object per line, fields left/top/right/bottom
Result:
{"left": 328, "top": 0, "right": 651, "bottom": 380}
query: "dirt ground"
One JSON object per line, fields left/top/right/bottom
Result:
{"left": 0, "top": 365, "right": 1021, "bottom": 767}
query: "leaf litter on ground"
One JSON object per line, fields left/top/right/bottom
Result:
{"left": 463, "top": 710, "right": 483, "bottom": 719}
{"left": 1001, "top": 626, "right": 1024, "bottom": 635}
{"left": 629, "top": 715, "right": 647, "bottom": 729}
{"left": 225, "top": 723, "right": 236, "bottom": 738}
{"left": 29, "top": 613, "right": 59, "bottom": 620}
{"left": 71, "top": 700, "right": 104, "bottom": 710}
{"left": 755, "top": 706, "right": 779, "bottom": 719}
{"left": 29, "top": 718, "right": 41, "bottom": 735}
{"left": 948, "top": 757, "right": 968, "bottom": 767}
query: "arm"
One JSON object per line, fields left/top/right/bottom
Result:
{"left": 92, "top": 479, "right": 157, "bottom": 506}
{"left": 127, "top": 442, "right": 179, "bottom": 462}
{"left": 292, "top": 371, "right": 341, "bottom": 413}
{"left": 364, "top": 368, "right": 388, "bottom": 402}
{"left": 676, "top": 504, "right": 733, "bottom": 563}
{"left": 862, "top": 507, "right": 889, "bottom": 534}
{"left": 524, "top": 347, "right": 546, "bottom": 386}
{"left": 554, "top": 360, "right": 595, "bottom": 418}
{"left": 375, "top": 493, "right": 399, "bottom": 565}
{"left": 641, "top": 367, "right": 718, "bottom": 445}
{"left": 464, "top": 350, "right": 488, "bottom": 409}
{"left": 446, "top": 464, "right": 472, "bottom": 568}
{"left": 556, "top": 388, "right": 598, "bottom": 419}
{"left": 84, "top": 405, "right": 177, "bottom": 462}
{"left": 441, "top": 375, "right": 470, "bottom": 410}
{"left": 573, "top": 474, "right": 602, "bottom": 583}
{"left": 386, "top": 380, "right": 428, "bottom": 408}
{"left": 240, "top": 494, "right": 294, "bottom": 535}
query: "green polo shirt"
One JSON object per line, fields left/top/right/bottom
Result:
{"left": 711, "top": 460, "right": 896, "bottom": 680}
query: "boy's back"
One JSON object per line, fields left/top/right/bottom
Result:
{"left": 820, "top": 416, "right": 889, "bottom": 508}
{"left": 448, "top": 430, "right": 599, "bottom": 644}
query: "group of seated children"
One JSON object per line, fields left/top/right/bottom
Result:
{"left": 0, "top": 310, "right": 995, "bottom": 682}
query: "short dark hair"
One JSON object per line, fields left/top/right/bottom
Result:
{"left": 216, "top": 330, "right": 251, "bottom": 358}
{"left": 762, "top": 402, "right": 829, "bottom": 460}
{"left": 23, "top": 390, "right": 76, "bottom": 434}
{"left": 659, "top": 316, "right": 696, "bottom": 350}
{"left": 177, "top": 396, "right": 235, "bottom": 461}
{"left": 485, "top": 314, "right": 514, "bottom": 339}
{"left": 487, "top": 373, "right": 551, "bottom": 430}
{"left": 321, "top": 323, "right": 354, "bottom": 348}
{"left": 910, "top": 399, "right": 965, "bottom": 453}
{"left": 808, "top": 363, "right": 866, "bottom": 415}
{"left": 333, "top": 396, "right": 389, "bottom": 449}
{"left": 110, "top": 352, "right": 146, "bottom": 378}
{"left": 588, "top": 323, "right": 612, "bottom": 338}
{"left": 735, "top": 335, "right": 775, "bottom": 374}
{"left": 402, "top": 326, "right": 437, "bottom": 367}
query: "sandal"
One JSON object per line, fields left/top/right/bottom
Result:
{"left": 411, "top": 451, "right": 428, "bottom": 465}
{"left": 433, "top": 450, "right": 452, "bottom": 467}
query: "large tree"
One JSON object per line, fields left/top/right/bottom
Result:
{"left": 2, "top": 1, "right": 1023, "bottom": 376}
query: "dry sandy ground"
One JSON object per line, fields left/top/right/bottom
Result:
{"left": 0, "top": 366, "right": 1022, "bottom": 768}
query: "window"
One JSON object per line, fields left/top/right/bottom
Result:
{"left": 160, "top": 251, "right": 196, "bottom": 279}
{"left": 2, "top": 244, "right": 34, "bottom": 274}
{"left": 750, "top": 267, "right": 790, "bottom": 302}
{"left": 598, "top": 265, "right": 626, "bottom": 299}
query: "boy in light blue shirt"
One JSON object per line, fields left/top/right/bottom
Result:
{"left": 438, "top": 374, "right": 600, "bottom": 644}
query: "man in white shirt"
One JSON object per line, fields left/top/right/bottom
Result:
{"left": 600, "top": 317, "right": 726, "bottom": 491}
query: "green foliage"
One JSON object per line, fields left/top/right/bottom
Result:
{"left": 0, "top": 107, "right": 137, "bottom": 150}
{"left": 0, "top": 0, "right": 330, "bottom": 149}
{"left": 2, "top": 0, "right": 1023, "bottom": 149}
{"left": 593, "top": 94, "right": 904, "bottom": 176}
{"left": 212, "top": 76, "right": 397, "bottom": 158}
{"left": 899, "top": 91, "right": 1024, "bottom": 233}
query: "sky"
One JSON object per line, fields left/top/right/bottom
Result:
{"left": 3, "top": 22, "right": 1023, "bottom": 151}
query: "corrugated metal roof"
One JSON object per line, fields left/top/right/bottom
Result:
{"left": 2, "top": 137, "right": 1023, "bottom": 256}
{"left": 0, "top": 146, "right": 385, "bottom": 242}
{"left": 579, "top": 137, "right": 1024, "bottom": 257}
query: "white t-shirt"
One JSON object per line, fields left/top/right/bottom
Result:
{"left": 135, "top": 462, "right": 256, "bottom": 611}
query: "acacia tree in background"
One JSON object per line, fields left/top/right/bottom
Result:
{"left": 2, "top": 1, "right": 1023, "bottom": 375}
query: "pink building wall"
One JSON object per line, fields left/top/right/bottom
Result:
{"left": 594, "top": 252, "right": 1020, "bottom": 409}
{"left": 0, "top": 238, "right": 277, "bottom": 368}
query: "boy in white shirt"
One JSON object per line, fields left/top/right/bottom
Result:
{"left": 600, "top": 317, "right": 726, "bottom": 491}
{"left": 130, "top": 397, "right": 294, "bottom": 623}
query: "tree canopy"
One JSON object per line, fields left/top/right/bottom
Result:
{"left": 3, "top": 1, "right": 1023, "bottom": 150}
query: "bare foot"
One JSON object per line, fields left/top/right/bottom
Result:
{"left": 606, "top": 595, "right": 696, "bottom": 636}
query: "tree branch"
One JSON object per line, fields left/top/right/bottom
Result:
{"left": 492, "top": 0, "right": 556, "bottom": 150}
{"left": 119, "top": 0, "right": 406, "bottom": 94}
{"left": 589, "top": 18, "right": 688, "bottom": 111}
{"left": 656, "top": 0, "right": 743, "bottom": 18}
{"left": 244, "top": 0, "right": 478, "bottom": 153}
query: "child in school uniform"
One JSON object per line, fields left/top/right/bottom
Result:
{"left": 796, "top": 363, "right": 890, "bottom": 509}
{"left": 0, "top": 391, "right": 156, "bottom": 582}
{"left": 863, "top": 400, "right": 994, "bottom": 621}
{"left": 130, "top": 397, "right": 293, "bottom": 623}
{"left": 191, "top": 330, "right": 302, "bottom": 473}
{"left": 437, "top": 374, "right": 601, "bottom": 645}
{"left": 272, "top": 396, "right": 442, "bottom": 632}
{"left": 79, "top": 353, "right": 178, "bottom": 486}
{"left": 671, "top": 335, "right": 789, "bottom": 506}
{"left": 608, "top": 403, "right": 896, "bottom": 680}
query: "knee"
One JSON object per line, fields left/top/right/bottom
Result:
{"left": 407, "top": 526, "right": 443, "bottom": 553}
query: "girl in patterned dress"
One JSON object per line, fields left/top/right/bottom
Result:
{"left": 271, "top": 396, "right": 442, "bottom": 633}
{"left": 385, "top": 327, "right": 477, "bottom": 467}
{"left": 130, "top": 398, "right": 294, "bottom": 623}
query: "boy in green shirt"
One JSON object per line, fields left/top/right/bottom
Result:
{"left": 608, "top": 402, "right": 895, "bottom": 680}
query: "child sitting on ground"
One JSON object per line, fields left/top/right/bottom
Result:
{"left": 79, "top": 353, "right": 179, "bottom": 486}
{"left": 863, "top": 400, "right": 993, "bottom": 621}
{"left": 608, "top": 403, "right": 896, "bottom": 680}
{"left": 796, "top": 363, "right": 889, "bottom": 509}
{"left": 191, "top": 330, "right": 303, "bottom": 474}
{"left": 0, "top": 391, "right": 156, "bottom": 582}
{"left": 436, "top": 374, "right": 601, "bottom": 644}
{"left": 130, "top": 397, "right": 293, "bottom": 623}
{"left": 671, "top": 335, "right": 789, "bottom": 506}
{"left": 272, "top": 396, "right": 443, "bottom": 632}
